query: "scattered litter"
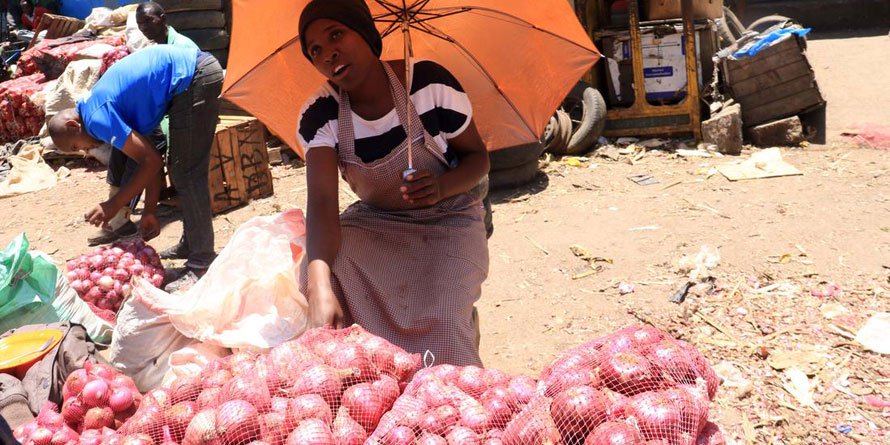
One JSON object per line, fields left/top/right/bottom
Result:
{"left": 767, "top": 350, "right": 828, "bottom": 375}
{"left": 618, "top": 282, "right": 635, "bottom": 295}
{"left": 713, "top": 361, "right": 754, "bottom": 398}
{"left": 628, "top": 225, "right": 660, "bottom": 231}
{"left": 627, "top": 173, "right": 659, "bottom": 186}
{"left": 616, "top": 137, "right": 639, "bottom": 145}
{"left": 855, "top": 312, "right": 890, "bottom": 354}
{"left": 560, "top": 156, "right": 588, "bottom": 167}
{"left": 717, "top": 147, "right": 803, "bottom": 181}
{"left": 834, "top": 424, "right": 853, "bottom": 434}
{"left": 637, "top": 138, "right": 667, "bottom": 148}
{"left": 841, "top": 123, "right": 890, "bottom": 150}
{"left": 860, "top": 395, "right": 890, "bottom": 409}
{"left": 677, "top": 149, "right": 713, "bottom": 157}
{"left": 669, "top": 281, "right": 694, "bottom": 304}
{"left": 782, "top": 367, "right": 818, "bottom": 410}
{"left": 677, "top": 245, "right": 721, "bottom": 281}
{"left": 820, "top": 303, "right": 851, "bottom": 320}
{"left": 811, "top": 282, "right": 843, "bottom": 299}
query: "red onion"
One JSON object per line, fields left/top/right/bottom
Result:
{"left": 61, "top": 396, "right": 87, "bottom": 426}
{"left": 417, "top": 432, "right": 448, "bottom": 445}
{"left": 341, "top": 382, "right": 390, "bottom": 431}
{"left": 165, "top": 401, "right": 198, "bottom": 442}
{"left": 221, "top": 377, "right": 272, "bottom": 413}
{"left": 662, "top": 386, "right": 708, "bottom": 436}
{"left": 228, "top": 352, "right": 257, "bottom": 376}
{"left": 83, "top": 407, "right": 115, "bottom": 431}
{"left": 259, "top": 412, "right": 288, "bottom": 445}
{"left": 482, "top": 396, "right": 513, "bottom": 430}
{"left": 390, "top": 351, "right": 421, "bottom": 381}
{"left": 696, "top": 422, "right": 725, "bottom": 445}
{"left": 112, "top": 374, "right": 141, "bottom": 393}
{"left": 291, "top": 363, "right": 346, "bottom": 406}
{"left": 506, "top": 376, "right": 537, "bottom": 406}
{"left": 459, "top": 400, "right": 491, "bottom": 434}
{"left": 419, "top": 405, "right": 459, "bottom": 436}
{"left": 413, "top": 377, "right": 451, "bottom": 408}
{"left": 108, "top": 387, "right": 138, "bottom": 413}
{"left": 119, "top": 405, "right": 163, "bottom": 439}
{"left": 483, "top": 368, "right": 511, "bottom": 389}
{"left": 324, "top": 343, "right": 375, "bottom": 383}
{"left": 501, "top": 401, "right": 561, "bottom": 445}
{"left": 31, "top": 427, "right": 54, "bottom": 445}
{"left": 82, "top": 380, "right": 111, "bottom": 407}
{"left": 626, "top": 391, "right": 682, "bottom": 441}
{"left": 371, "top": 375, "right": 401, "bottom": 406}
{"left": 285, "top": 419, "right": 334, "bottom": 445}
{"left": 446, "top": 426, "right": 481, "bottom": 445}
{"left": 432, "top": 365, "right": 461, "bottom": 384}
{"left": 79, "top": 429, "right": 104, "bottom": 445}
{"left": 584, "top": 421, "right": 643, "bottom": 445}
{"left": 170, "top": 375, "right": 203, "bottom": 405}
{"left": 36, "top": 402, "right": 62, "bottom": 426}
{"left": 550, "top": 385, "right": 609, "bottom": 436}
{"left": 50, "top": 426, "right": 79, "bottom": 445}
{"left": 183, "top": 408, "right": 218, "bottom": 445}
{"left": 216, "top": 400, "right": 261, "bottom": 445}
{"left": 630, "top": 326, "right": 665, "bottom": 348}
{"left": 86, "top": 362, "right": 118, "bottom": 380}
{"left": 142, "top": 388, "right": 170, "bottom": 409}
{"left": 389, "top": 395, "right": 426, "bottom": 429}
{"left": 456, "top": 366, "right": 487, "bottom": 397}
{"left": 200, "top": 369, "right": 232, "bottom": 389}
{"left": 544, "top": 366, "right": 600, "bottom": 397}
{"left": 287, "top": 394, "right": 332, "bottom": 425}
{"left": 331, "top": 406, "right": 367, "bottom": 445}
{"left": 97, "top": 275, "right": 115, "bottom": 291}
{"left": 85, "top": 287, "right": 103, "bottom": 302}
{"left": 599, "top": 352, "right": 659, "bottom": 396}
{"left": 384, "top": 425, "right": 416, "bottom": 445}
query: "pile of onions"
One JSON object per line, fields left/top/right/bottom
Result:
{"left": 117, "top": 325, "right": 422, "bottom": 445}
{"left": 64, "top": 239, "right": 164, "bottom": 322}
{"left": 58, "top": 361, "right": 142, "bottom": 435}
{"left": 366, "top": 364, "right": 539, "bottom": 444}
{"left": 530, "top": 325, "right": 725, "bottom": 445}
{"left": 13, "top": 402, "right": 80, "bottom": 445}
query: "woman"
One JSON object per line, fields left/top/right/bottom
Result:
{"left": 297, "top": 0, "right": 490, "bottom": 366}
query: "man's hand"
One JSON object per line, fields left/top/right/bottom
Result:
{"left": 139, "top": 213, "right": 161, "bottom": 241}
{"left": 85, "top": 201, "right": 119, "bottom": 227}
{"left": 308, "top": 288, "right": 345, "bottom": 329}
{"left": 400, "top": 169, "right": 443, "bottom": 206}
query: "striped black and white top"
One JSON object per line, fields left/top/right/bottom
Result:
{"left": 297, "top": 60, "right": 472, "bottom": 164}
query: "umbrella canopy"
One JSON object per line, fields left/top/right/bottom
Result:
{"left": 222, "top": 0, "right": 600, "bottom": 155}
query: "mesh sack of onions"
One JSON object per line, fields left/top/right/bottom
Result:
{"left": 501, "top": 325, "right": 725, "bottom": 445}
{"left": 64, "top": 239, "right": 165, "bottom": 322}
{"left": 365, "top": 364, "right": 539, "bottom": 444}
{"left": 119, "top": 325, "right": 422, "bottom": 445}
{"left": 14, "top": 362, "right": 142, "bottom": 445}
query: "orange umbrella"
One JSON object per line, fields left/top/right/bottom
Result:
{"left": 222, "top": 0, "right": 601, "bottom": 155}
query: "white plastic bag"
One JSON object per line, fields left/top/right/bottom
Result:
{"left": 139, "top": 209, "right": 310, "bottom": 350}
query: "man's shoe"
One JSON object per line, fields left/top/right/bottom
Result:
{"left": 159, "top": 243, "right": 190, "bottom": 260}
{"left": 162, "top": 267, "right": 206, "bottom": 293}
{"left": 87, "top": 221, "right": 137, "bottom": 246}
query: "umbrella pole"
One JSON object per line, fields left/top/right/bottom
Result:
{"left": 402, "top": 19, "right": 416, "bottom": 178}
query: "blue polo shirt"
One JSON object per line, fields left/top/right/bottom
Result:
{"left": 76, "top": 45, "right": 198, "bottom": 149}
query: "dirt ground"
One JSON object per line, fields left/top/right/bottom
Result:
{"left": 2, "top": 30, "right": 888, "bottom": 444}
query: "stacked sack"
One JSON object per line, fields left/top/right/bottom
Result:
{"left": 0, "top": 73, "right": 47, "bottom": 143}
{"left": 512, "top": 325, "right": 725, "bottom": 445}
{"left": 118, "top": 325, "right": 423, "bottom": 444}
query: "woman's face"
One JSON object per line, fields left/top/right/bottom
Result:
{"left": 304, "top": 18, "right": 378, "bottom": 91}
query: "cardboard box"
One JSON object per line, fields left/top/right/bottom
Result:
{"left": 645, "top": 0, "right": 724, "bottom": 21}
{"left": 599, "top": 24, "right": 714, "bottom": 107}
{"left": 208, "top": 116, "right": 274, "bottom": 214}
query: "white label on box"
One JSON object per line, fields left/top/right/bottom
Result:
{"left": 609, "top": 30, "right": 702, "bottom": 102}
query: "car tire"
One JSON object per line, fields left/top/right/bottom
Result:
{"left": 489, "top": 159, "right": 540, "bottom": 191}
{"left": 564, "top": 86, "right": 607, "bottom": 155}
{"left": 489, "top": 142, "right": 546, "bottom": 171}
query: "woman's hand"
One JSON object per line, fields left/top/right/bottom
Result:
{"left": 308, "top": 288, "right": 345, "bottom": 329}
{"left": 400, "top": 169, "right": 442, "bottom": 206}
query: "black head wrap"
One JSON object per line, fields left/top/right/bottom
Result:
{"left": 299, "top": 0, "right": 382, "bottom": 60}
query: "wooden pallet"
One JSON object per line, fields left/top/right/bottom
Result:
{"left": 208, "top": 116, "right": 274, "bottom": 214}
{"left": 27, "top": 14, "right": 84, "bottom": 49}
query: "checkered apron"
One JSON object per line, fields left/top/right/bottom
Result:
{"left": 304, "top": 62, "right": 489, "bottom": 366}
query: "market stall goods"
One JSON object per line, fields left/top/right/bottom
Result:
{"left": 64, "top": 239, "right": 165, "bottom": 322}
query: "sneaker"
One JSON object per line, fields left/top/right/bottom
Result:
{"left": 163, "top": 267, "right": 206, "bottom": 293}
{"left": 87, "top": 221, "right": 137, "bottom": 246}
{"left": 159, "top": 243, "right": 190, "bottom": 260}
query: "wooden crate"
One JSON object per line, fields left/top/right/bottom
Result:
{"left": 208, "top": 116, "right": 274, "bottom": 214}
{"left": 722, "top": 33, "right": 825, "bottom": 127}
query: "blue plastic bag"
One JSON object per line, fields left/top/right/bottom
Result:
{"left": 733, "top": 28, "right": 812, "bottom": 59}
